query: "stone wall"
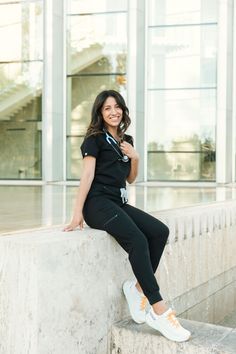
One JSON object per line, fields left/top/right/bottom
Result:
{"left": 152, "top": 202, "right": 236, "bottom": 324}
{"left": 0, "top": 200, "right": 235, "bottom": 353}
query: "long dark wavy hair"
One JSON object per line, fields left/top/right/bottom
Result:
{"left": 85, "top": 90, "right": 131, "bottom": 138}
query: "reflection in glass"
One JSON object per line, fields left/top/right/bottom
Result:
{"left": 148, "top": 24, "right": 217, "bottom": 89}
{"left": 0, "top": 61, "right": 42, "bottom": 92}
{"left": 147, "top": 1, "right": 217, "bottom": 182}
{"left": 67, "top": 7, "right": 127, "bottom": 180}
{"left": 0, "top": 0, "right": 30, "bottom": 3}
{"left": 0, "top": 2, "right": 43, "bottom": 61}
{"left": 68, "top": 0, "right": 127, "bottom": 14}
{"left": 147, "top": 89, "right": 216, "bottom": 181}
{"left": 147, "top": 89, "right": 216, "bottom": 151}
{"left": 0, "top": 63, "right": 42, "bottom": 178}
{"left": 148, "top": 151, "right": 215, "bottom": 181}
{"left": 68, "top": 73, "right": 126, "bottom": 135}
{"left": 67, "top": 13, "right": 127, "bottom": 75}
{"left": 149, "top": 0, "right": 218, "bottom": 26}
{"left": 67, "top": 136, "right": 84, "bottom": 180}
{"left": 0, "top": 1, "right": 43, "bottom": 179}
{"left": 0, "top": 121, "right": 42, "bottom": 179}
{"left": 67, "top": 74, "right": 127, "bottom": 179}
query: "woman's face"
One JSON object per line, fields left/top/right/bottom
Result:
{"left": 101, "top": 96, "right": 123, "bottom": 129}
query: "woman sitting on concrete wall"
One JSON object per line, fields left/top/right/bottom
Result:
{"left": 64, "top": 90, "right": 191, "bottom": 342}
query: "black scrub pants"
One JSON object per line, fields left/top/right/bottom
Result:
{"left": 83, "top": 187, "right": 169, "bottom": 305}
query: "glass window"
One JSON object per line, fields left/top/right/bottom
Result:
{"left": 0, "top": 2, "right": 43, "bottom": 61}
{"left": 147, "top": 0, "right": 217, "bottom": 182}
{"left": 68, "top": 0, "right": 127, "bottom": 14}
{"left": 66, "top": 9, "right": 127, "bottom": 180}
{"left": 0, "top": 61, "right": 42, "bottom": 92}
{"left": 67, "top": 13, "right": 127, "bottom": 75}
{"left": 148, "top": 24, "right": 217, "bottom": 89}
{"left": 147, "top": 89, "right": 216, "bottom": 150}
{"left": 0, "top": 0, "right": 24, "bottom": 3}
{"left": 67, "top": 136, "right": 84, "bottom": 180}
{"left": 67, "top": 75, "right": 127, "bottom": 180}
{"left": 0, "top": 1, "right": 43, "bottom": 179}
{"left": 0, "top": 121, "right": 42, "bottom": 179}
{"left": 147, "top": 89, "right": 216, "bottom": 181}
{"left": 149, "top": 0, "right": 218, "bottom": 26}
{"left": 148, "top": 150, "right": 215, "bottom": 181}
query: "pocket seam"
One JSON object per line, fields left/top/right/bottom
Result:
{"left": 103, "top": 214, "right": 118, "bottom": 227}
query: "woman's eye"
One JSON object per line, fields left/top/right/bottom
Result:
{"left": 103, "top": 105, "right": 121, "bottom": 111}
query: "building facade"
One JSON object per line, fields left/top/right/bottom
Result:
{"left": 0, "top": 0, "right": 235, "bottom": 183}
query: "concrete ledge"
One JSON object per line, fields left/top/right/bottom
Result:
{"left": 178, "top": 268, "right": 236, "bottom": 324}
{"left": 151, "top": 200, "right": 236, "bottom": 243}
{"left": 0, "top": 226, "right": 133, "bottom": 354}
{"left": 0, "top": 200, "right": 236, "bottom": 353}
{"left": 111, "top": 319, "right": 236, "bottom": 354}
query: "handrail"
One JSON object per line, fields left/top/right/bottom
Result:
{"left": 0, "top": 0, "right": 42, "bottom": 7}
{"left": 148, "top": 150, "right": 215, "bottom": 153}
{"left": 0, "top": 60, "right": 42, "bottom": 93}
{"left": 0, "top": 59, "right": 43, "bottom": 64}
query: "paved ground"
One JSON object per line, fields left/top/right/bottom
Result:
{"left": 219, "top": 309, "right": 236, "bottom": 328}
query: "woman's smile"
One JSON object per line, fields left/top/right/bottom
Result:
{"left": 109, "top": 115, "right": 121, "bottom": 121}
{"left": 102, "top": 96, "right": 123, "bottom": 128}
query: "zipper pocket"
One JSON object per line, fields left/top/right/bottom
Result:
{"left": 103, "top": 214, "right": 118, "bottom": 227}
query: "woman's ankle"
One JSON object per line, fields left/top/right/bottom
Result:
{"left": 135, "top": 282, "right": 143, "bottom": 294}
{"left": 152, "top": 300, "right": 168, "bottom": 315}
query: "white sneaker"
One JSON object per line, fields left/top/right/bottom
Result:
{"left": 123, "top": 280, "right": 149, "bottom": 324}
{"left": 146, "top": 307, "right": 191, "bottom": 342}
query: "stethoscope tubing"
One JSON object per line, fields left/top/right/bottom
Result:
{"left": 103, "top": 130, "right": 129, "bottom": 162}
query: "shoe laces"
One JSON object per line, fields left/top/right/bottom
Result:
{"left": 167, "top": 310, "right": 180, "bottom": 328}
{"left": 140, "top": 296, "right": 148, "bottom": 311}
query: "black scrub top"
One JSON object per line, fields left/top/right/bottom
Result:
{"left": 80, "top": 131, "right": 133, "bottom": 192}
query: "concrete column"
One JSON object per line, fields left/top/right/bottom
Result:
{"left": 216, "top": 0, "right": 234, "bottom": 183}
{"left": 232, "top": 0, "right": 236, "bottom": 182}
{"left": 127, "top": 0, "right": 146, "bottom": 182}
{"left": 42, "top": 0, "right": 65, "bottom": 182}
{"left": 41, "top": 184, "right": 66, "bottom": 226}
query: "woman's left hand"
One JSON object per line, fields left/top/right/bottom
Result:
{"left": 120, "top": 142, "right": 139, "bottom": 160}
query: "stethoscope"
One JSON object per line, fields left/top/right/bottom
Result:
{"left": 103, "top": 129, "right": 129, "bottom": 163}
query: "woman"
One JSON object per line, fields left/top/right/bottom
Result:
{"left": 64, "top": 90, "right": 191, "bottom": 342}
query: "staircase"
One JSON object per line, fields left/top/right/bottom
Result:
{"left": 0, "top": 82, "right": 41, "bottom": 120}
{"left": 0, "top": 42, "right": 103, "bottom": 121}
{"left": 111, "top": 318, "right": 236, "bottom": 354}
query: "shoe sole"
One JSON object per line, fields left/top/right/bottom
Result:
{"left": 122, "top": 282, "right": 145, "bottom": 324}
{"left": 146, "top": 316, "right": 191, "bottom": 342}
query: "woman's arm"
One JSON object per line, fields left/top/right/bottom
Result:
{"left": 64, "top": 156, "right": 96, "bottom": 231}
{"left": 120, "top": 141, "right": 139, "bottom": 184}
{"left": 127, "top": 155, "right": 139, "bottom": 184}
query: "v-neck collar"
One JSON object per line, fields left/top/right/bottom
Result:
{"left": 104, "top": 130, "right": 121, "bottom": 145}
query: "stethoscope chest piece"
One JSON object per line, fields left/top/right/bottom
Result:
{"left": 121, "top": 155, "right": 129, "bottom": 163}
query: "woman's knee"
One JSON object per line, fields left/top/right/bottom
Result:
{"left": 163, "top": 224, "right": 170, "bottom": 242}
{"left": 154, "top": 223, "right": 169, "bottom": 245}
{"left": 130, "top": 235, "right": 149, "bottom": 254}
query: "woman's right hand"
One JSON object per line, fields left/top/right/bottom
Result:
{"left": 63, "top": 212, "right": 84, "bottom": 232}
{"left": 63, "top": 156, "right": 96, "bottom": 232}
